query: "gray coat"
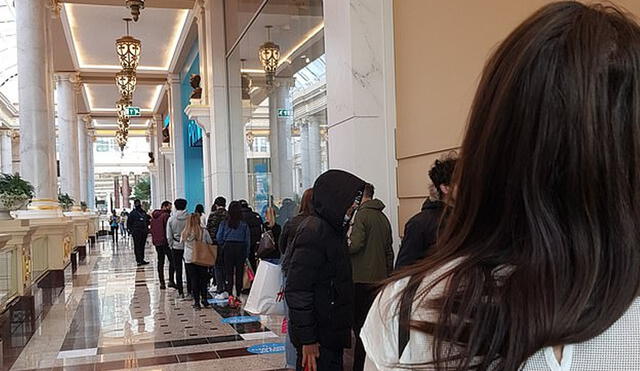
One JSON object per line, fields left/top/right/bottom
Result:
{"left": 166, "top": 210, "right": 189, "bottom": 250}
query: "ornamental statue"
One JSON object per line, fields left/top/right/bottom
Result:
{"left": 190, "top": 74, "right": 202, "bottom": 100}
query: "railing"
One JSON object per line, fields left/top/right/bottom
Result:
{"left": 31, "top": 236, "right": 48, "bottom": 283}
{"left": 0, "top": 235, "right": 17, "bottom": 311}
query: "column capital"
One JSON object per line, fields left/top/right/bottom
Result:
{"left": 47, "top": 0, "right": 61, "bottom": 19}
{"left": 82, "top": 114, "right": 93, "bottom": 128}
{"left": 167, "top": 74, "right": 181, "bottom": 86}
{"left": 55, "top": 72, "right": 81, "bottom": 85}
{"left": 274, "top": 76, "right": 295, "bottom": 88}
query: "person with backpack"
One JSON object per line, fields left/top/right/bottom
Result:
{"left": 181, "top": 213, "right": 214, "bottom": 310}
{"left": 150, "top": 200, "right": 173, "bottom": 289}
{"left": 216, "top": 201, "right": 251, "bottom": 306}
{"left": 109, "top": 210, "right": 120, "bottom": 245}
{"left": 239, "top": 200, "right": 264, "bottom": 272}
{"left": 127, "top": 200, "right": 150, "bottom": 266}
{"left": 206, "top": 197, "right": 228, "bottom": 295}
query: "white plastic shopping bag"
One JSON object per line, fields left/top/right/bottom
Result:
{"left": 244, "top": 260, "right": 286, "bottom": 315}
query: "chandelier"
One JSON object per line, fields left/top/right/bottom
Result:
{"left": 258, "top": 26, "right": 279, "bottom": 87}
{"left": 116, "top": 116, "right": 130, "bottom": 151}
{"left": 115, "top": 69, "right": 136, "bottom": 100}
{"left": 116, "top": 97, "right": 132, "bottom": 120}
{"left": 115, "top": 19, "right": 141, "bottom": 71}
{"left": 125, "top": 0, "right": 145, "bottom": 22}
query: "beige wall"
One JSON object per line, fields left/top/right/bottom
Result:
{"left": 393, "top": 0, "right": 640, "bottom": 231}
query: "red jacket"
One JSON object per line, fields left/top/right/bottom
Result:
{"left": 150, "top": 209, "right": 170, "bottom": 246}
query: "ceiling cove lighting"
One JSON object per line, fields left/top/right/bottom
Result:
{"left": 258, "top": 25, "right": 280, "bottom": 88}
{"left": 279, "top": 22, "right": 324, "bottom": 67}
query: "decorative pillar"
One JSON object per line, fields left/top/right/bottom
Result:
{"left": 153, "top": 115, "right": 168, "bottom": 203}
{"left": 268, "top": 77, "right": 295, "bottom": 200}
{"left": 203, "top": 0, "right": 233, "bottom": 200}
{"left": 77, "top": 115, "right": 89, "bottom": 204}
{"left": 324, "top": 0, "right": 399, "bottom": 243}
{"left": 226, "top": 53, "right": 248, "bottom": 201}
{"left": 87, "top": 128, "right": 96, "bottom": 210}
{"left": 168, "top": 74, "right": 186, "bottom": 198}
{"left": 114, "top": 177, "right": 120, "bottom": 209}
{"left": 55, "top": 73, "right": 81, "bottom": 204}
{"left": 308, "top": 114, "right": 322, "bottom": 185}
{"left": 0, "top": 130, "right": 12, "bottom": 174}
{"left": 148, "top": 122, "right": 161, "bottom": 208}
{"left": 16, "top": 0, "right": 59, "bottom": 211}
{"left": 121, "top": 175, "right": 131, "bottom": 209}
{"left": 299, "top": 120, "right": 311, "bottom": 189}
{"left": 195, "top": 0, "right": 208, "bottom": 104}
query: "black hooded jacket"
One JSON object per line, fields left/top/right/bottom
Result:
{"left": 285, "top": 170, "right": 366, "bottom": 350}
{"left": 395, "top": 199, "right": 447, "bottom": 269}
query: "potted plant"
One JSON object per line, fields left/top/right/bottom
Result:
{"left": 0, "top": 173, "right": 35, "bottom": 219}
{"left": 58, "top": 193, "right": 75, "bottom": 212}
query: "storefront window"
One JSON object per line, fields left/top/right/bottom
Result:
{"left": 227, "top": 0, "right": 327, "bottom": 217}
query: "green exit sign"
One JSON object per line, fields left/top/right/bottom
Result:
{"left": 127, "top": 107, "right": 141, "bottom": 117}
{"left": 277, "top": 109, "right": 291, "bottom": 117}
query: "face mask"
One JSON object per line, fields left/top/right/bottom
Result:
{"left": 342, "top": 190, "right": 363, "bottom": 229}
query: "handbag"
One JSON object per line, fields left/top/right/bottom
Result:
{"left": 244, "top": 260, "right": 286, "bottom": 315}
{"left": 191, "top": 231, "right": 217, "bottom": 267}
{"left": 243, "top": 260, "right": 255, "bottom": 288}
{"left": 256, "top": 230, "right": 278, "bottom": 258}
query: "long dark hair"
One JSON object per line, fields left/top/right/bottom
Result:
{"left": 390, "top": 2, "right": 640, "bottom": 370}
{"left": 227, "top": 201, "right": 242, "bottom": 229}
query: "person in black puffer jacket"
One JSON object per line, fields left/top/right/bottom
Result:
{"left": 206, "top": 196, "right": 228, "bottom": 293}
{"left": 286, "top": 170, "right": 366, "bottom": 371}
{"left": 240, "top": 200, "right": 264, "bottom": 271}
{"left": 280, "top": 188, "right": 314, "bottom": 276}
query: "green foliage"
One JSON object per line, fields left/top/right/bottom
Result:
{"left": 58, "top": 192, "right": 75, "bottom": 210}
{"left": 132, "top": 176, "right": 151, "bottom": 202}
{"left": 0, "top": 173, "right": 35, "bottom": 198}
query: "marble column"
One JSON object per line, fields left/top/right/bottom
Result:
{"left": 308, "top": 114, "right": 322, "bottom": 185}
{"left": 153, "top": 115, "right": 168, "bottom": 203}
{"left": 55, "top": 73, "right": 81, "bottom": 204}
{"left": 299, "top": 120, "right": 311, "bottom": 189}
{"left": 15, "top": 0, "right": 59, "bottom": 209}
{"left": 0, "top": 130, "right": 12, "bottom": 174}
{"left": 77, "top": 115, "right": 88, "bottom": 204}
{"left": 148, "top": 122, "right": 161, "bottom": 208}
{"left": 227, "top": 53, "right": 248, "bottom": 201}
{"left": 268, "top": 77, "right": 295, "bottom": 200}
{"left": 87, "top": 129, "right": 96, "bottom": 210}
{"left": 324, "top": 0, "right": 399, "bottom": 243}
{"left": 203, "top": 0, "right": 233, "bottom": 200}
{"left": 168, "top": 75, "right": 186, "bottom": 199}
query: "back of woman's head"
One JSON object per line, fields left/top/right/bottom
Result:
{"left": 181, "top": 213, "right": 201, "bottom": 240}
{"left": 394, "top": 2, "right": 640, "bottom": 370}
{"left": 227, "top": 201, "right": 242, "bottom": 229}
{"left": 299, "top": 188, "right": 314, "bottom": 216}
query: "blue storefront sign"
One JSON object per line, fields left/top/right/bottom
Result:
{"left": 247, "top": 342, "right": 285, "bottom": 354}
{"left": 221, "top": 316, "right": 260, "bottom": 324}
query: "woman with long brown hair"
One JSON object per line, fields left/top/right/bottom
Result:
{"left": 181, "top": 213, "right": 213, "bottom": 310}
{"left": 361, "top": 2, "right": 640, "bottom": 370}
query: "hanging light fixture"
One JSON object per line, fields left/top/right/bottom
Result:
{"left": 240, "top": 58, "right": 252, "bottom": 99}
{"left": 115, "top": 69, "right": 136, "bottom": 100}
{"left": 125, "top": 0, "right": 144, "bottom": 22}
{"left": 116, "top": 18, "right": 141, "bottom": 71}
{"left": 258, "top": 26, "right": 280, "bottom": 88}
{"left": 116, "top": 97, "right": 132, "bottom": 120}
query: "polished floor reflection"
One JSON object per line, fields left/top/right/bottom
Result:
{"left": 9, "top": 236, "right": 287, "bottom": 371}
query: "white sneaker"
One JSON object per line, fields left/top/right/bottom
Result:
{"left": 214, "top": 292, "right": 229, "bottom": 300}
{"left": 209, "top": 285, "right": 218, "bottom": 293}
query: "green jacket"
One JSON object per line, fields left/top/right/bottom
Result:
{"left": 349, "top": 199, "right": 394, "bottom": 283}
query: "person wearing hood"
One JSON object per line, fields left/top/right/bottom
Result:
{"left": 286, "top": 170, "right": 366, "bottom": 371}
{"left": 347, "top": 183, "right": 393, "bottom": 371}
{"left": 239, "top": 199, "right": 264, "bottom": 272}
{"left": 181, "top": 213, "right": 214, "bottom": 310}
{"left": 150, "top": 200, "right": 173, "bottom": 289}
{"left": 394, "top": 156, "right": 456, "bottom": 270}
{"left": 206, "top": 196, "right": 228, "bottom": 294}
{"left": 127, "top": 199, "right": 151, "bottom": 266}
{"left": 166, "top": 198, "right": 190, "bottom": 298}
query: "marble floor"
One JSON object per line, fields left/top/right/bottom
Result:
{"left": 7, "top": 235, "right": 288, "bottom": 371}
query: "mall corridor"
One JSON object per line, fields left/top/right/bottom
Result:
{"left": 7, "top": 236, "right": 287, "bottom": 371}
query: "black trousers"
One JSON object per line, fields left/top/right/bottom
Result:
{"left": 353, "top": 283, "right": 377, "bottom": 371}
{"left": 295, "top": 346, "right": 343, "bottom": 371}
{"left": 214, "top": 249, "right": 225, "bottom": 293}
{"left": 172, "top": 248, "right": 185, "bottom": 294}
{"left": 223, "top": 242, "right": 246, "bottom": 296}
{"left": 110, "top": 226, "right": 119, "bottom": 244}
{"left": 186, "top": 263, "right": 209, "bottom": 304}
{"left": 132, "top": 230, "right": 147, "bottom": 263}
{"left": 155, "top": 244, "right": 173, "bottom": 285}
